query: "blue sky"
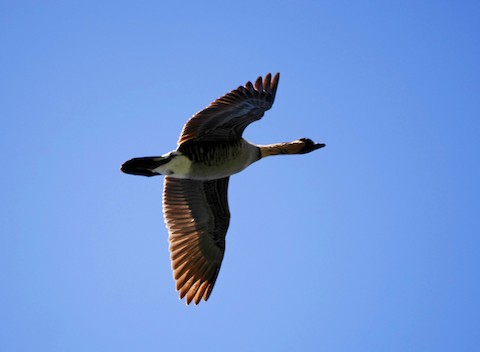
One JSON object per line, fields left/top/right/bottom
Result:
{"left": 1, "top": 1, "right": 479, "bottom": 351}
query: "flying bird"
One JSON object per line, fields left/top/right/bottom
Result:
{"left": 121, "top": 73, "right": 325, "bottom": 304}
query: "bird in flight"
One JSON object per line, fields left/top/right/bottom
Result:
{"left": 121, "top": 73, "right": 325, "bottom": 304}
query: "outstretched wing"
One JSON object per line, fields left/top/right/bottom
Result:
{"left": 177, "top": 73, "right": 280, "bottom": 147}
{"left": 162, "top": 176, "right": 230, "bottom": 304}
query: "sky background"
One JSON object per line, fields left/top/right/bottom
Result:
{"left": 1, "top": 1, "right": 479, "bottom": 351}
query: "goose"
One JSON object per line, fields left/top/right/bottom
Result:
{"left": 121, "top": 73, "right": 325, "bottom": 305}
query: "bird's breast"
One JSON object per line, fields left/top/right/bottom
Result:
{"left": 175, "top": 139, "right": 260, "bottom": 180}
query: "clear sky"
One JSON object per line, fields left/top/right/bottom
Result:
{"left": 1, "top": 1, "right": 479, "bottom": 351}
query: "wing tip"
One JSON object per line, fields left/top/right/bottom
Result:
{"left": 249, "top": 72, "right": 280, "bottom": 101}
{"left": 173, "top": 258, "right": 222, "bottom": 305}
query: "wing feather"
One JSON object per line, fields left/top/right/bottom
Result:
{"left": 162, "top": 176, "right": 230, "bottom": 304}
{"left": 177, "top": 73, "right": 280, "bottom": 146}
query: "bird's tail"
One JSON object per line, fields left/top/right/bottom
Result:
{"left": 121, "top": 156, "right": 171, "bottom": 177}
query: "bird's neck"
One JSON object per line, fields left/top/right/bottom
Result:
{"left": 257, "top": 139, "right": 325, "bottom": 158}
{"left": 258, "top": 141, "right": 305, "bottom": 158}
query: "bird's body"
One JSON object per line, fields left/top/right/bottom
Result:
{"left": 142, "top": 139, "right": 261, "bottom": 180}
{"left": 121, "top": 73, "right": 325, "bottom": 304}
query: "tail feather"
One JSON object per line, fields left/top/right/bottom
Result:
{"left": 121, "top": 156, "right": 171, "bottom": 176}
